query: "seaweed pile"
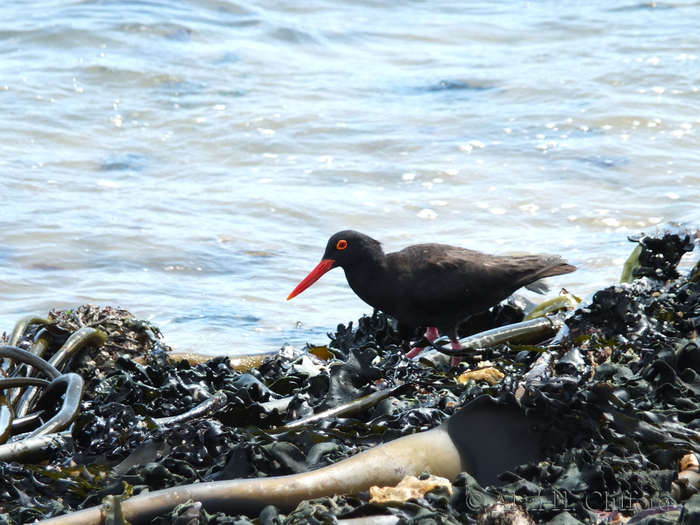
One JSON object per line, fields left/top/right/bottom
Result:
{"left": 1, "top": 231, "right": 699, "bottom": 525}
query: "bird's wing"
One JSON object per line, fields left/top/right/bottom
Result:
{"left": 395, "top": 246, "right": 557, "bottom": 316}
{"left": 390, "top": 245, "right": 495, "bottom": 322}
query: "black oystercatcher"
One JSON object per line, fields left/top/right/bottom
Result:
{"left": 287, "top": 230, "right": 576, "bottom": 365}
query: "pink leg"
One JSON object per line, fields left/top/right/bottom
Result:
{"left": 449, "top": 339, "right": 463, "bottom": 367}
{"left": 405, "top": 327, "right": 440, "bottom": 359}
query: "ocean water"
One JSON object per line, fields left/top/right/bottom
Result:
{"left": 1, "top": 0, "right": 698, "bottom": 355}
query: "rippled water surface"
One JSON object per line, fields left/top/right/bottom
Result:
{"left": 1, "top": 0, "right": 698, "bottom": 354}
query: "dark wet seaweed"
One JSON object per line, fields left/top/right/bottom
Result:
{"left": 1, "top": 231, "right": 699, "bottom": 525}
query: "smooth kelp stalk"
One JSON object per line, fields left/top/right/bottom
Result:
{"left": 1, "top": 232, "right": 700, "bottom": 525}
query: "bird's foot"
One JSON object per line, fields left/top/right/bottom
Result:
{"left": 405, "top": 327, "right": 441, "bottom": 359}
{"left": 405, "top": 346, "right": 425, "bottom": 359}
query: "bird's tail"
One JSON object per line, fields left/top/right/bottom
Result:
{"left": 525, "top": 260, "right": 577, "bottom": 294}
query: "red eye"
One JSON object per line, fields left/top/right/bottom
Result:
{"left": 336, "top": 239, "right": 348, "bottom": 250}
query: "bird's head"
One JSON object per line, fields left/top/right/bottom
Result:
{"left": 286, "top": 230, "right": 381, "bottom": 300}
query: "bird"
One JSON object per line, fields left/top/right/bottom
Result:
{"left": 287, "top": 230, "right": 576, "bottom": 365}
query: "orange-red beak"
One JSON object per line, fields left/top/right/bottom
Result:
{"left": 287, "top": 258, "right": 335, "bottom": 300}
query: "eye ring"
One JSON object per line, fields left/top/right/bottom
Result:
{"left": 336, "top": 239, "right": 348, "bottom": 250}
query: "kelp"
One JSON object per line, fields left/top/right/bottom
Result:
{"left": 1, "top": 231, "right": 699, "bottom": 525}
{"left": 0, "top": 307, "right": 168, "bottom": 453}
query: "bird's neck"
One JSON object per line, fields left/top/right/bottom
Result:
{"left": 342, "top": 256, "right": 391, "bottom": 310}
